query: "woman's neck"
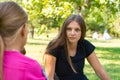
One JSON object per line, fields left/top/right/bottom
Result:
{"left": 68, "top": 42, "right": 77, "bottom": 50}
{"left": 67, "top": 42, "right": 78, "bottom": 57}
{"left": 4, "top": 36, "right": 23, "bottom": 51}
{"left": 5, "top": 46, "right": 21, "bottom": 52}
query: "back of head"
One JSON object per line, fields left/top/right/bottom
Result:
{"left": 0, "top": 1, "right": 28, "bottom": 37}
{"left": 0, "top": 1, "right": 28, "bottom": 79}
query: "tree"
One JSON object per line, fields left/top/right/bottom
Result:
{"left": 5, "top": 0, "right": 119, "bottom": 37}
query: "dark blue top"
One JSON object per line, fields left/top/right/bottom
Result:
{"left": 49, "top": 40, "right": 95, "bottom": 80}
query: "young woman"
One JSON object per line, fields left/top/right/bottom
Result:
{"left": 44, "top": 14, "right": 111, "bottom": 80}
{"left": 0, "top": 1, "right": 47, "bottom": 80}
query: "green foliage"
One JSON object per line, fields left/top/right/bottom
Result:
{"left": 1, "top": 0, "right": 120, "bottom": 37}
{"left": 109, "top": 14, "right": 120, "bottom": 37}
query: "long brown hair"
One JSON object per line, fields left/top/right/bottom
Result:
{"left": 0, "top": 1, "right": 28, "bottom": 79}
{"left": 45, "top": 14, "right": 86, "bottom": 73}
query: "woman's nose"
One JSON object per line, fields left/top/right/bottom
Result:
{"left": 71, "top": 30, "right": 75, "bottom": 34}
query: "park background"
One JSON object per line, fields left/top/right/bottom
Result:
{"left": 0, "top": 0, "right": 120, "bottom": 80}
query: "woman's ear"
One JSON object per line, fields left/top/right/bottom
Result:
{"left": 21, "top": 23, "right": 27, "bottom": 37}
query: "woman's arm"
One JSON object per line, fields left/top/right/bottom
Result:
{"left": 87, "top": 52, "right": 111, "bottom": 80}
{"left": 45, "top": 54, "right": 56, "bottom": 80}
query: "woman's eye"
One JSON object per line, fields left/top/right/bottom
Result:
{"left": 75, "top": 28, "right": 81, "bottom": 32}
{"left": 67, "top": 27, "right": 81, "bottom": 32}
{"left": 67, "top": 28, "right": 72, "bottom": 31}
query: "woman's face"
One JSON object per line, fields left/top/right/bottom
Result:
{"left": 66, "top": 21, "right": 81, "bottom": 44}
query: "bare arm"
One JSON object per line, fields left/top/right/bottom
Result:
{"left": 44, "top": 54, "right": 56, "bottom": 80}
{"left": 87, "top": 52, "right": 111, "bottom": 80}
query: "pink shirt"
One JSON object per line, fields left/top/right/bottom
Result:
{"left": 3, "top": 50, "right": 47, "bottom": 80}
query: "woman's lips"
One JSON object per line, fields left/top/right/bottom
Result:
{"left": 69, "top": 37, "right": 76, "bottom": 39}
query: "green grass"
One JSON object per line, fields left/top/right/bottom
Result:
{"left": 25, "top": 35, "right": 120, "bottom": 80}
{"left": 84, "top": 38, "right": 120, "bottom": 80}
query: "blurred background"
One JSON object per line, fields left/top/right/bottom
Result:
{"left": 1, "top": 0, "right": 120, "bottom": 38}
{"left": 0, "top": 0, "right": 120, "bottom": 80}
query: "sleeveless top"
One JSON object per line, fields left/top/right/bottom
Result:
{"left": 49, "top": 40, "right": 95, "bottom": 80}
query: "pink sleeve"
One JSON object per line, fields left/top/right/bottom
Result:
{"left": 25, "top": 61, "right": 47, "bottom": 80}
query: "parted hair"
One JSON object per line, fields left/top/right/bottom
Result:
{"left": 45, "top": 14, "right": 86, "bottom": 73}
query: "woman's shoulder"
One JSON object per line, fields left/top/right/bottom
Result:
{"left": 14, "top": 51, "right": 43, "bottom": 69}
{"left": 24, "top": 56, "right": 45, "bottom": 77}
{"left": 79, "top": 39, "right": 95, "bottom": 57}
{"left": 48, "top": 45, "right": 63, "bottom": 58}
{"left": 21, "top": 54, "right": 42, "bottom": 69}
{"left": 4, "top": 50, "right": 44, "bottom": 74}
{"left": 24, "top": 57, "right": 47, "bottom": 80}
{"left": 26, "top": 59, "right": 43, "bottom": 71}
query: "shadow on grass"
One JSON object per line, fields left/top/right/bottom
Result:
{"left": 105, "top": 63, "right": 120, "bottom": 78}
{"left": 27, "top": 38, "right": 50, "bottom": 45}
{"left": 32, "top": 38, "right": 51, "bottom": 41}
{"left": 85, "top": 47, "right": 120, "bottom": 80}
{"left": 96, "top": 47, "right": 120, "bottom": 60}
{"left": 85, "top": 63, "right": 120, "bottom": 80}
{"left": 27, "top": 42, "right": 48, "bottom": 45}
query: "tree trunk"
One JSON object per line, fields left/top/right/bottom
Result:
{"left": 29, "top": 24, "right": 34, "bottom": 38}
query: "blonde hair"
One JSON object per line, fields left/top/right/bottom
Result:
{"left": 0, "top": 1, "right": 28, "bottom": 79}
{"left": 0, "top": 35, "right": 4, "bottom": 79}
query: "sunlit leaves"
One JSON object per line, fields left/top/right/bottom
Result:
{"left": 2, "top": 0, "right": 119, "bottom": 36}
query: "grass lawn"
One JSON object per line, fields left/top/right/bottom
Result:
{"left": 25, "top": 34, "right": 120, "bottom": 80}
{"left": 84, "top": 38, "right": 120, "bottom": 80}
